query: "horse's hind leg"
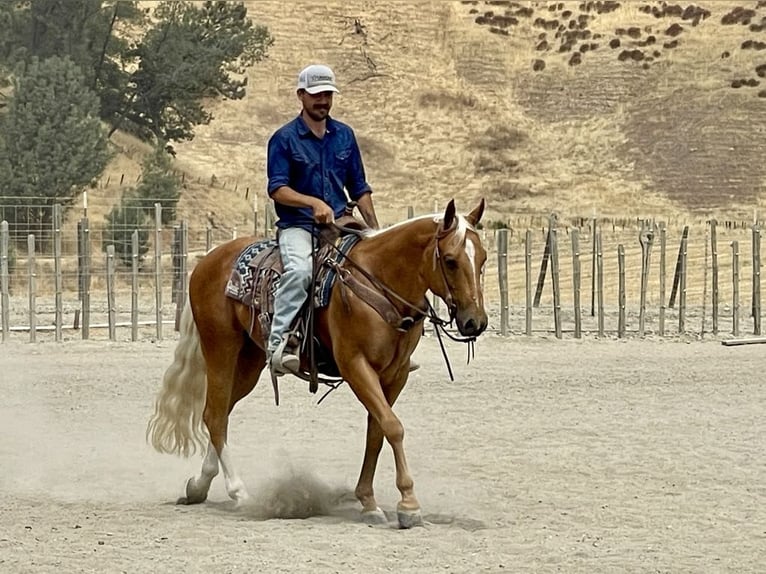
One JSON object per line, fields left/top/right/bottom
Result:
{"left": 355, "top": 415, "right": 388, "bottom": 525}
{"left": 200, "top": 349, "right": 248, "bottom": 504}
{"left": 179, "top": 356, "right": 236, "bottom": 505}
{"left": 187, "top": 335, "right": 266, "bottom": 506}
{"left": 183, "top": 441, "right": 220, "bottom": 504}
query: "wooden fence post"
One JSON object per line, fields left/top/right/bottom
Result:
{"left": 154, "top": 203, "right": 163, "bottom": 341}
{"left": 596, "top": 230, "right": 604, "bottom": 337}
{"left": 669, "top": 225, "right": 689, "bottom": 308}
{"left": 590, "top": 217, "right": 597, "bottom": 317}
{"left": 678, "top": 230, "right": 688, "bottom": 334}
{"left": 171, "top": 225, "right": 180, "bottom": 305}
{"left": 639, "top": 223, "right": 654, "bottom": 336}
{"left": 618, "top": 244, "right": 626, "bottom": 338}
{"left": 80, "top": 217, "right": 91, "bottom": 340}
{"left": 732, "top": 240, "right": 740, "bottom": 336}
{"left": 752, "top": 225, "right": 761, "bottom": 335}
{"left": 525, "top": 229, "right": 533, "bottom": 336}
{"left": 701, "top": 228, "right": 709, "bottom": 337}
{"left": 253, "top": 199, "right": 259, "bottom": 238}
{"left": 571, "top": 228, "right": 582, "bottom": 339}
{"left": 175, "top": 220, "right": 188, "bottom": 331}
{"left": 131, "top": 230, "right": 139, "bottom": 342}
{"left": 533, "top": 227, "right": 551, "bottom": 308}
{"left": 106, "top": 244, "right": 116, "bottom": 341}
{"left": 1, "top": 221, "right": 9, "bottom": 342}
{"left": 265, "top": 205, "right": 273, "bottom": 236}
{"left": 28, "top": 234, "right": 36, "bottom": 343}
{"left": 550, "top": 226, "right": 562, "bottom": 339}
{"left": 659, "top": 223, "right": 667, "bottom": 337}
{"left": 53, "top": 204, "right": 62, "bottom": 342}
{"left": 77, "top": 219, "right": 83, "bottom": 300}
{"left": 497, "top": 228, "right": 509, "bottom": 336}
{"left": 711, "top": 219, "right": 719, "bottom": 334}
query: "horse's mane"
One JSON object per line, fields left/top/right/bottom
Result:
{"left": 366, "top": 213, "right": 473, "bottom": 246}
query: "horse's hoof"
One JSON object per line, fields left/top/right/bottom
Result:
{"left": 397, "top": 508, "right": 424, "bottom": 529}
{"left": 179, "top": 477, "right": 208, "bottom": 505}
{"left": 361, "top": 507, "right": 388, "bottom": 526}
{"left": 233, "top": 494, "right": 252, "bottom": 509}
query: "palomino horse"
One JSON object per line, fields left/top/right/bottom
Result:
{"left": 147, "top": 199, "right": 488, "bottom": 528}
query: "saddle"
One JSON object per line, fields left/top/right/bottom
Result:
{"left": 224, "top": 215, "right": 367, "bottom": 389}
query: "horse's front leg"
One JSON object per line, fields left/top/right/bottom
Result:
{"left": 346, "top": 360, "right": 422, "bottom": 528}
{"left": 386, "top": 410, "right": 423, "bottom": 529}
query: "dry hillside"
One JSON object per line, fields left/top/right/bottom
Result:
{"left": 99, "top": 0, "right": 766, "bottom": 231}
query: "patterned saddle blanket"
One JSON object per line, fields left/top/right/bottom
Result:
{"left": 224, "top": 234, "right": 361, "bottom": 317}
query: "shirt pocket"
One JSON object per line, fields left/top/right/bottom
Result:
{"left": 289, "top": 150, "right": 320, "bottom": 192}
{"left": 292, "top": 150, "right": 318, "bottom": 169}
{"left": 334, "top": 148, "right": 352, "bottom": 169}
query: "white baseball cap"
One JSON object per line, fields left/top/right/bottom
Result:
{"left": 297, "top": 64, "right": 339, "bottom": 94}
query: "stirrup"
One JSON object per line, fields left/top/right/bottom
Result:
{"left": 269, "top": 336, "right": 300, "bottom": 376}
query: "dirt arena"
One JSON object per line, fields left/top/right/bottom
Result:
{"left": 1, "top": 333, "right": 764, "bottom": 573}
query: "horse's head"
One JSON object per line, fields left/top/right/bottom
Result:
{"left": 431, "top": 199, "right": 488, "bottom": 338}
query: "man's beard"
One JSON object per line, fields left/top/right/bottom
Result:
{"left": 305, "top": 106, "right": 330, "bottom": 121}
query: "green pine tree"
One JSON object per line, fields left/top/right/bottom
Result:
{"left": 0, "top": 55, "right": 110, "bottom": 238}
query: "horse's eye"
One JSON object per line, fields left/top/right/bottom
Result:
{"left": 444, "top": 256, "right": 458, "bottom": 270}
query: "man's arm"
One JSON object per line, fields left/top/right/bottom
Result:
{"left": 271, "top": 186, "right": 335, "bottom": 224}
{"left": 355, "top": 191, "right": 379, "bottom": 230}
{"left": 344, "top": 130, "right": 378, "bottom": 229}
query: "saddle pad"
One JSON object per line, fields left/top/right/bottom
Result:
{"left": 225, "top": 234, "right": 361, "bottom": 310}
{"left": 225, "top": 239, "right": 278, "bottom": 306}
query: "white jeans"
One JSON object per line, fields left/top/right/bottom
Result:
{"left": 268, "top": 227, "right": 314, "bottom": 352}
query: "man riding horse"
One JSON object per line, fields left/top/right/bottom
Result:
{"left": 147, "top": 63, "right": 489, "bottom": 529}
{"left": 266, "top": 64, "right": 380, "bottom": 375}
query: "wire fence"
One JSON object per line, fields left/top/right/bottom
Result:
{"left": 0, "top": 200, "right": 763, "bottom": 343}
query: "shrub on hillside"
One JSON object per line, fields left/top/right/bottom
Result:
{"left": 102, "top": 197, "right": 150, "bottom": 268}
{"left": 132, "top": 144, "right": 182, "bottom": 226}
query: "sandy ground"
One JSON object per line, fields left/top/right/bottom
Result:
{"left": 0, "top": 334, "right": 764, "bottom": 573}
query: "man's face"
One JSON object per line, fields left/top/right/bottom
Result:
{"left": 299, "top": 90, "right": 333, "bottom": 121}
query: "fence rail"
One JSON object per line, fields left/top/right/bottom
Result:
{"left": 0, "top": 204, "right": 763, "bottom": 343}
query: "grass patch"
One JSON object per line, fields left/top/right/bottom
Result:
{"left": 418, "top": 90, "right": 479, "bottom": 110}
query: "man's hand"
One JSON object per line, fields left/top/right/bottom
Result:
{"left": 312, "top": 200, "right": 335, "bottom": 225}
{"left": 271, "top": 186, "right": 335, "bottom": 224}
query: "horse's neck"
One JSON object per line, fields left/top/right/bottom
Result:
{"left": 351, "top": 218, "right": 436, "bottom": 302}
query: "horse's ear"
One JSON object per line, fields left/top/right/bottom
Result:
{"left": 442, "top": 199, "right": 456, "bottom": 231}
{"left": 465, "top": 198, "right": 485, "bottom": 227}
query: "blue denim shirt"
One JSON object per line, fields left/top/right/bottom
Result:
{"left": 267, "top": 115, "right": 372, "bottom": 231}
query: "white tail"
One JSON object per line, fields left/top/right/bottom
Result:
{"left": 146, "top": 302, "right": 208, "bottom": 457}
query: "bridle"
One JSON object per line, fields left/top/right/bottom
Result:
{"left": 433, "top": 220, "right": 461, "bottom": 323}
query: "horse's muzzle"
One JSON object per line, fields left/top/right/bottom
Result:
{"left": 456, "top": 311, "right": 488, "bottom": 337}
